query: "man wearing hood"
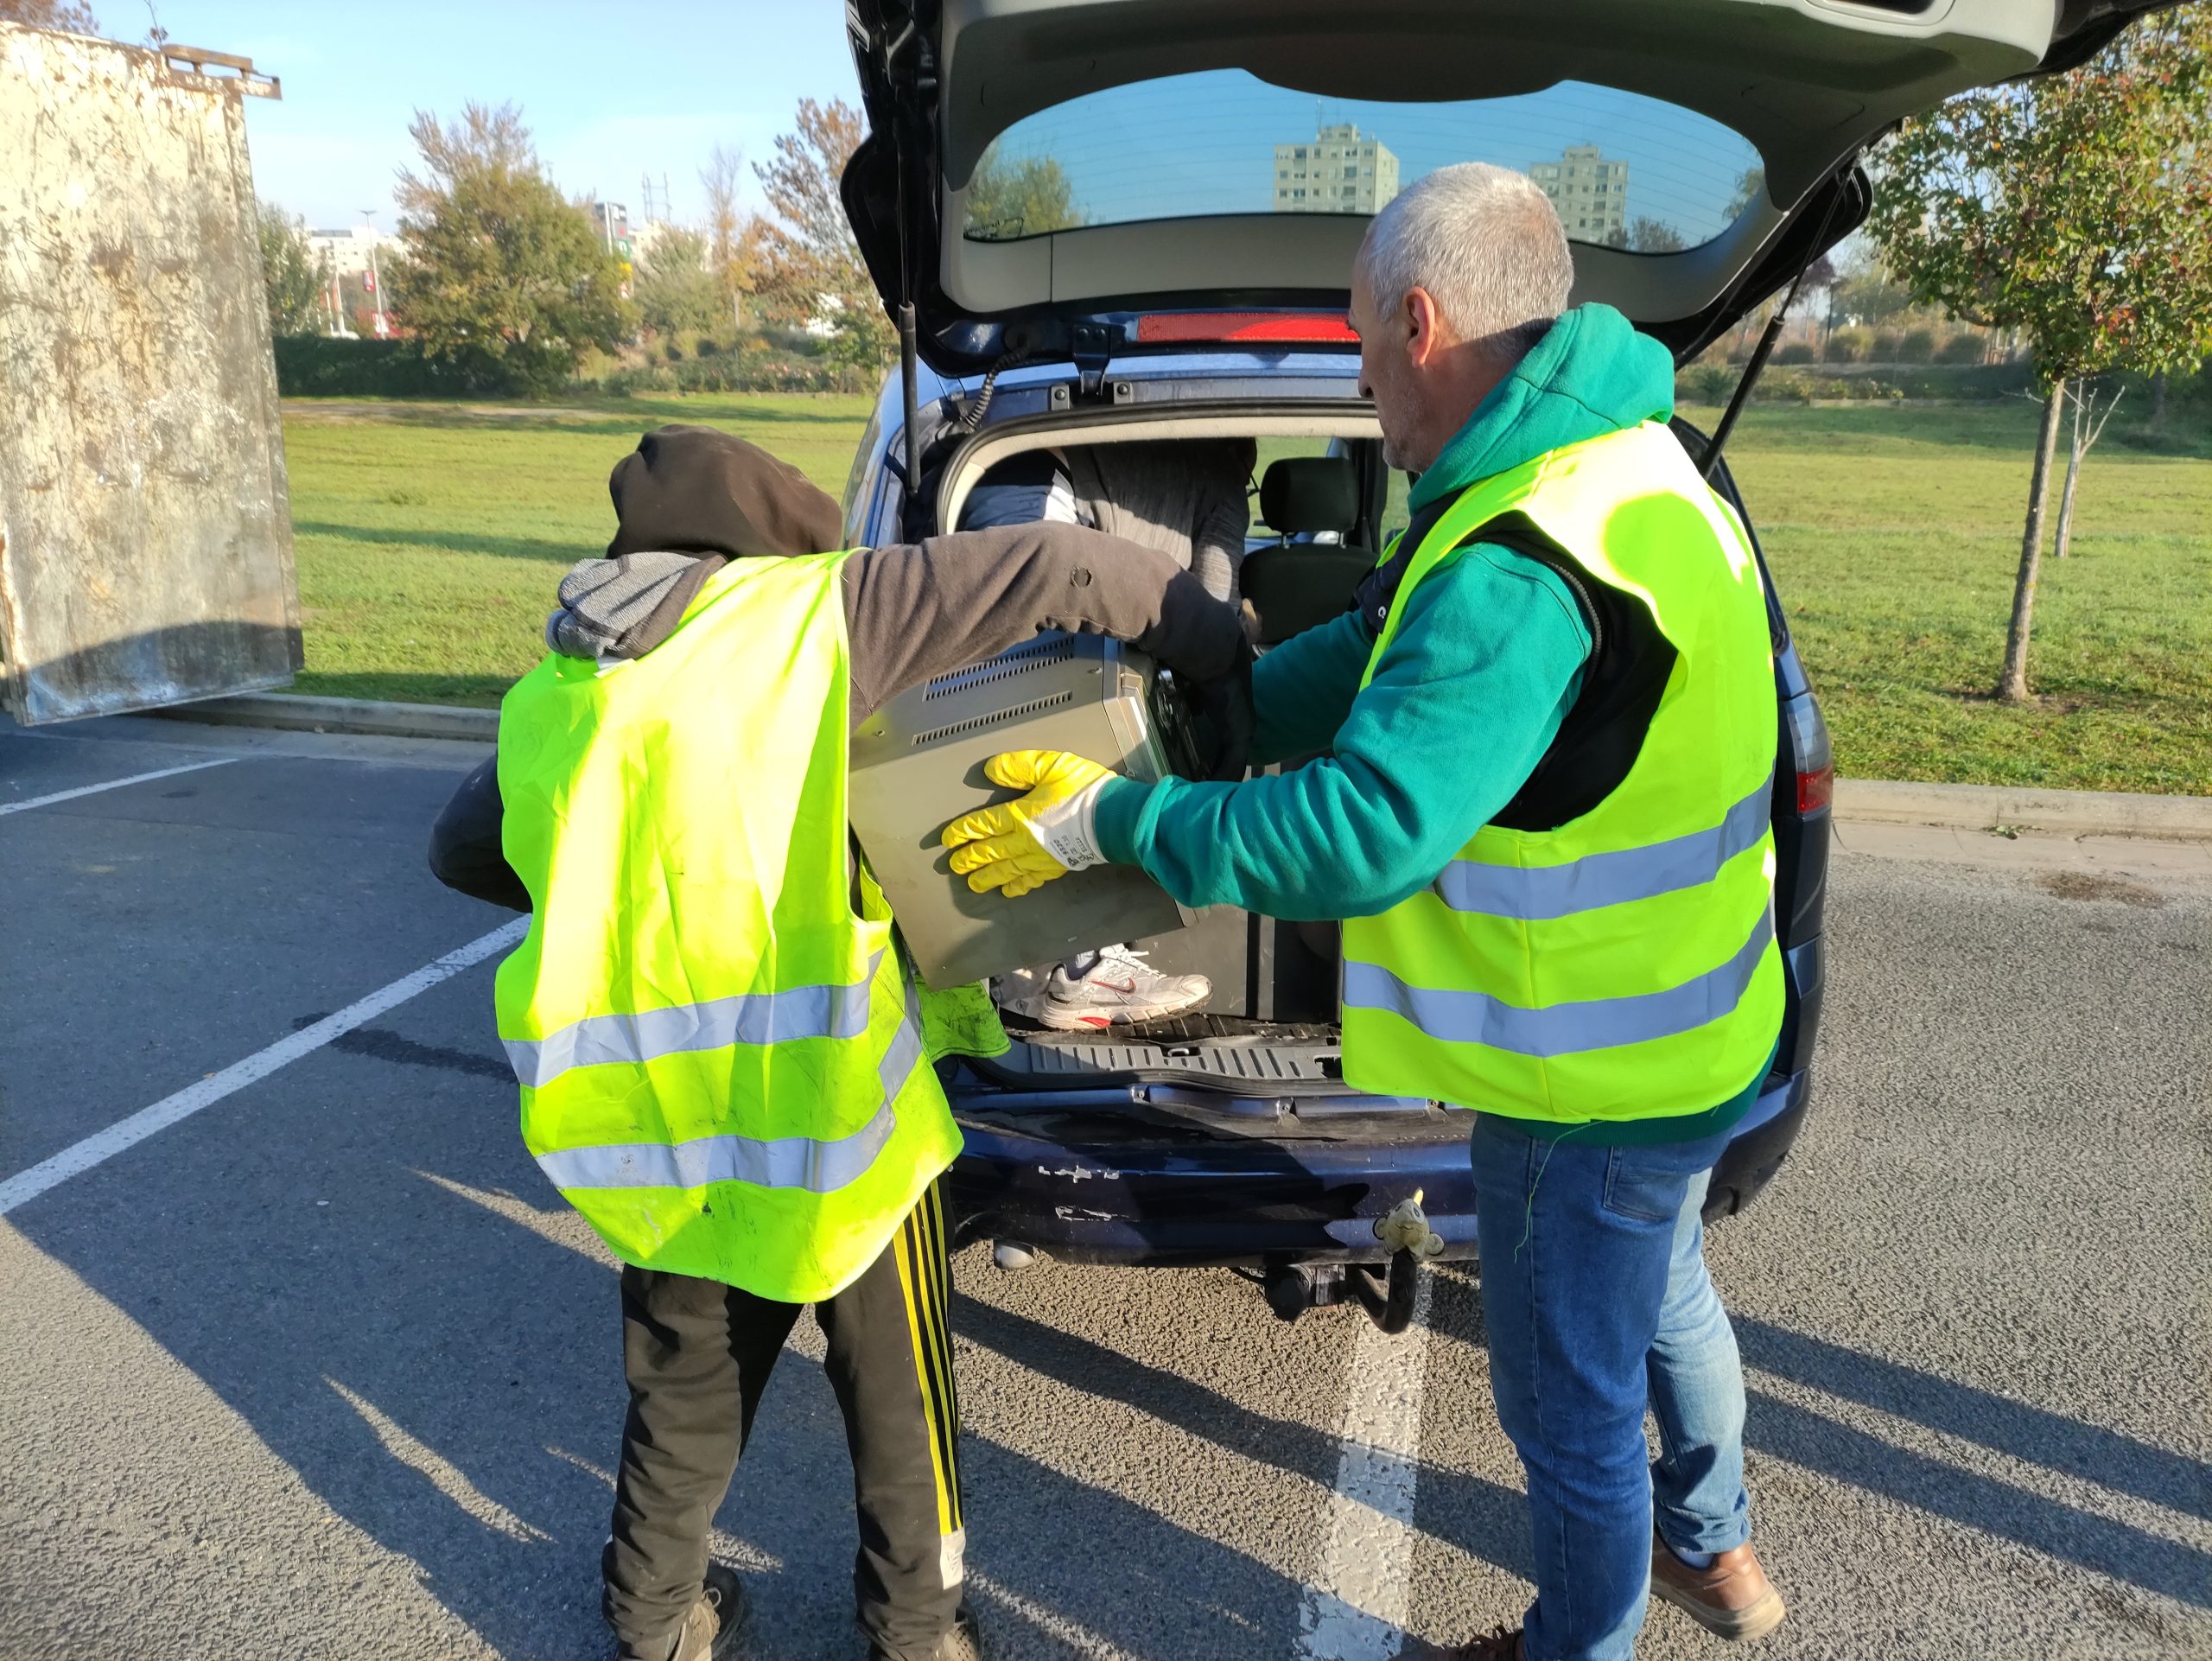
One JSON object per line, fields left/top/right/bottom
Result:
{"left": 429, "top": 429, "right": 1246, "bottom": 1661}
{"left": 943, "top": 165, "right": 1788, "bottom": 1661}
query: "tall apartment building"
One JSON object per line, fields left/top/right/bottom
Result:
{"left": 307, "top": 225, "right": 403, "bottom": 279}
{"left": 1530, "top": 144, "right": 1629, "bottom": 244}
{"left": 1273, "top": 123, "right": 1401, "bottom": 214}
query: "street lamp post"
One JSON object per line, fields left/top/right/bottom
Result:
{"left": 361, "top": 209, "right": 388, "bottom": 339}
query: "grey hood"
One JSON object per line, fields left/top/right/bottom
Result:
{"left": 543, "top": 550, "right": 727, "bottom": 661}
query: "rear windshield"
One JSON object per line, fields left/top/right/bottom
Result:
{"left": 963, "top": 71, "right": 1761, "bottom": 253}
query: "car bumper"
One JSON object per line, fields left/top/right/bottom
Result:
{"left": 944, "top": 1068, "right": 1814, "bottom": 1269}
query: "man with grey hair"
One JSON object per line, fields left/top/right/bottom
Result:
{"left": 946, "top": 161, "right": 1788, "bottom": 1660}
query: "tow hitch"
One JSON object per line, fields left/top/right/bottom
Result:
{"left": 1260, "top": 1192, "right": 1446, "bottom": 1334}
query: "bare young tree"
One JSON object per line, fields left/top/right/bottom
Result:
{"left": 2050, "top": 379, "right": 2124, "bottom": 561}
{"left": 753, "top": 99, "right": 890, "bottom": 366}
{"left": 699, "top": 142, "right": 763, "bottom": 330}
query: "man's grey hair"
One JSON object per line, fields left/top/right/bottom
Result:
{"left": 1358, "top": 162, "right": 1573, "bottom": 361}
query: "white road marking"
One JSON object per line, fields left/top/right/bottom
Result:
{"left": 0, "top": 755, "right": 237, "bottom": 818}
{"left": 0, "top": 920, "right": 528, "bottom": 1216}
{"left": 1295, "top": 1281, "right": 1435, "bottom": 1661}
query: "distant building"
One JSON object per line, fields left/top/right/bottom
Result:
{"left": 588, "top": 201, "right": 637, "bottom": 296}
{"left": 626, "top": 218, "right": 682, "bottom": 269}
{"left": 1530, "top": 144, "right": 1629, "bottom": 245}
{"left": 804, "top": 291, "right": 846, "bottom": 340}
{"left": 590, "top": 200, "right": 631, "bottom": 246}
{"left": 307, "top": 225, "right": 402, "bottom": 279}
{"left": 1273, "top": 123, "right": 1400, "bottom": 215}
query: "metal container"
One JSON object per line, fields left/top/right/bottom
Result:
{"left": 0, "top": 26, "right": 298, "bottom": 724}
{"left": 849, "top": 633, "right": 1201, "bottom": 988}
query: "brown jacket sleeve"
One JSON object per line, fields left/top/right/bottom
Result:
{"left": 840, "top": 521, "right": 1247, "bottom": 725}
{"left": 427, "top": 525, "right": 1247, "bottom": 911}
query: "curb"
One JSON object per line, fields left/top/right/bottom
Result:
{"left": 1831, "top": 779, "right": 2212, "bottom": 843}
{"left": 148, "top": 694, "right": 2212, "bottom": 843}
{"left": 149, "top": 692, "right": 498, "bottom": 743}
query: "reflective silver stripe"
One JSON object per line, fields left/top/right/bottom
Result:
{"left": 535, "top": 1099, "right": 897, "bottom": 1193}
{"left": 535, "top": 999, "right": 929, "bottom": 1195}
{"left": 505, "top": 952, "right": 883, "bottom": 1089}
{"left": 1344, "top": 906, "right": 1775, "bottom": 1060}
{"left": 880, "top": 972, "right": 928, "bottom": 1109}
{"left": 1433, "top": 774, "right": 1774, "bottom": 921}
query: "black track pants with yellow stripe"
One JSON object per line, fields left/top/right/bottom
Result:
{"left": 603, "top": 1185, "right": 964, "bottom": 1661}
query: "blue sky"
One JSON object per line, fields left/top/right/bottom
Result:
{"left": 124, "top": 0, "right": 861, "bottom": 231}
{"left": 110, "top": 3, "right": 1761, "bottom": 247}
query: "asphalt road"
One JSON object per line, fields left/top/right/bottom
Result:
{"left": 2, "top": 711, "right": 2206, "bottom": 1661}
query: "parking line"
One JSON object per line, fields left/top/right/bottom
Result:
{"left": 0, "top": 919, "right": 528, "bottom": 1217}
{"left": 0, "top": 756, "right": 238, "bottom": 818}
{"left": 1294, "top": 1280, "right": 1435, "bottom": 1661}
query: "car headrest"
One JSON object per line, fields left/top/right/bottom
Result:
{"left": 1259, "top": 456, "right": 1359, "bottom": 536}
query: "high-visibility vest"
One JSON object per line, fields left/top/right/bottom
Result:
{"left": 1341, "top": 422, "right": 1782, "bottom": 1125}
{"left": 493, "top": 550, "right": 962, "bottom": 1302}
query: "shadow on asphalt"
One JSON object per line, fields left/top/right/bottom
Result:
{"left": 1395, "top": 1269, "right": 2212, "bottom": 1612}
{"left": 11, "top": 1014, "right": 1319, "bottom": 1658}
{"left": 1734, "top": 1317, "right": 2211, "bottom": 1525}
{"left": 16, "top": 971, "right": 2208, "bottom": 1648}
{"left": 1743, "top": 1389, "right": 2211, "bottom": 1608}
{"left": 956, "top": 1251, "right": 1538, "bottom": 1584}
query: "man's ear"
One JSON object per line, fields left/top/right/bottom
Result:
{"left": 1403, "top": 285, "right": 1446, "bottom": 369}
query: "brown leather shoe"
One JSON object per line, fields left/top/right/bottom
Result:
{"left": 1649, "top": 1533, "right": 1786, "bottom": 1640}
{"left": 1398, "top": 1628, "right": 1523, "bottom": 1661}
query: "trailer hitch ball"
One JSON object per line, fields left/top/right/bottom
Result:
{"left": 992, "top": 1240, "right": 1039, "bottom": 1272}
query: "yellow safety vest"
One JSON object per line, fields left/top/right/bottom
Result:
{"left": 493, "top": 550, "right": 963, "bottom": 1302}
{"left": 1341, "top": 422, "right": 1782, "bottom": 1124}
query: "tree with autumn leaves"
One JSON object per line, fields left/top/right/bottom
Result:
{"left": 1868, "top": 10, "right": 2212, "bottom": 703}
{"left": 744, "top": 99, "right": 1078, "bottom": 372}
{"left": 750, "top": 99, "right": 893, "bottom": 370}
{"left": 391, "top": 103, "right": 634, "bottom": 392}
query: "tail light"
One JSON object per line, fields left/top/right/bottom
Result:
{"left": 1796, "top": 762, "right": 1834, "bottom": 814}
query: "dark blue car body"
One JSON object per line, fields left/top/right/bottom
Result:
{"left": 842, "top": 346, "right": 1830, "bottom": 1273}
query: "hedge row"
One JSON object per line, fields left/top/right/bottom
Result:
{"left": 270, "top": 335, "right": 564, "bottom": 398}
{"left": 595, "top": 352, "right": 875, "bottom": 398}
{"left": 273, "top": 333, "right": 881, "bottom": 400}
{"left": 1678, "top": 360, "right": 2039, "bottom": 404}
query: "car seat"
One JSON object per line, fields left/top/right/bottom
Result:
{"left": 1241, "top": 457, "right": 1374, "bottom": 646}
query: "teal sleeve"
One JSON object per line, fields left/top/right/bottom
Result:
{"left": 1250, "top": 610, "right": 1372, "bottom": 766}
{"left": 1093, "top": 546, "right": 1592, "bottom": 919}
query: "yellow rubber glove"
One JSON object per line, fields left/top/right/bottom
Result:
{"left": 939, "top": 750, "right": 1115, "bottom": 898}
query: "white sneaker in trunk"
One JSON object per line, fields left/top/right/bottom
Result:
{"left": 1018, "top": 945, "right": 1211, "bottom": 1030}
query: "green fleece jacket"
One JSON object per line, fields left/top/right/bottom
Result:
{"left": 1094, "top": 303, "right": 1769, "bottom": 1141}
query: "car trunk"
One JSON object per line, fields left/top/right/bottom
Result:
{"left": 982, "top": 911, "right": 1353, "bottom": 1097}
{"left": 933, "top": 404, "right": 1831, "bottom": 1105}
{"left": 936, "top": 404, "right": 1382, "bottom": 1097}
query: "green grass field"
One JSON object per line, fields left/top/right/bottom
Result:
{"left": 281, "top": 394, "right": 874, "bottom": 706}
{"left": 283, "top": 393, "right": 2210, "bottom": 793}
{"left": 1682, "top": 402, "right": 2210, "bottom": 795}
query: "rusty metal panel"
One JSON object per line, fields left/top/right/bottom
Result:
{"left": 0, "top": 22, "right": 300, "bottom": 725}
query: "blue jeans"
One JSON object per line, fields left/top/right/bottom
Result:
{"left": 1468, "top": 1115, "right": 1751, "bottom": 1661}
